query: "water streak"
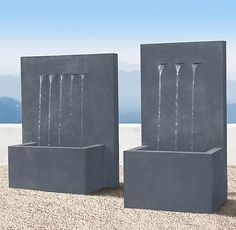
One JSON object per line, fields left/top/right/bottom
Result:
{"left": 37, "top": 75, "right": 45, "bottom": 145}
{"left": 48, "top": 74, "right": 54, "bottom": 146}
{"left": 68, "top": 74, "right": 76, "bottom": 145}
{"left": 58, "top": 74, "right": 64, "bottom": 146}
{"left": 80, "top": 74, "right": 86, "bottom": 146}
{"left": 157, "top": 64, "right": 167, "bottom": 150}
{"left": 69, "top": 74, "right": 75, "bottom": 122}
{"left": 174, "top": 64, "right": 183, "bottom": 151}
{"left": 190, "top": 63, "right": 199, "bottom": 151}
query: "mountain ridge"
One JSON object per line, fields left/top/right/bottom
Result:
{"left": 0, "top": 68, "right": 235, "bottom": 123}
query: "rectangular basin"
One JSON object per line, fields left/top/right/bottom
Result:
{"left": 8, "top": 143, "right": 105, "bottom": 194}
{"left": 124, "top": 146, "right": 227, "bottom": 213}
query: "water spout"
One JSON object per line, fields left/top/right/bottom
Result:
{"left": 157, "top": 64, "right": 167, "bottom": 150}
{"left": 190, "top": 63, "right": 200, "bottom": 151}
{"left": 48, "top": 74, "right": 54, "bottom": 146}
{"left": 58, "top": 74, "right": 64, "bottom": 146}
{"left": 68, "top": 74, "right": 76, "bottom": 145}
{"left": 174, "top": 63, "right": 184, "bottom": 151}
{"left": 69, "top": 74, "right": 76, "bottom": 123}
{"left": 37, "top": 75, "right": 45, "bottom": 145}
{"left": 80, "top": 74, "right": 87, "bottom": 146}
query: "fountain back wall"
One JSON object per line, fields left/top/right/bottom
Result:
{"left": 141, "top": 41, "right": 226, "bottom": 152}
{"left": 21, "top": 54, "right": 119, "bottom": 187}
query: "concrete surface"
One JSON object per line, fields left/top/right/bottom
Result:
{"left": 9, "top": 143, "right": 105, "bottom": 194}
{"left": 0, "top": 124, "right": 236, "bottom": 166}
{"left": 124, "top": 146, "right": 227, "bottom": 213}
{"left": 0, "top": 124, "right": 22, "bottom": 165}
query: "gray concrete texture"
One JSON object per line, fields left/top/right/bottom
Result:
{"left": 9, "top": 143, "right": 105, "bottom": 194}
{"left": 124, "top": 146, "right": 226, "bottom": 213}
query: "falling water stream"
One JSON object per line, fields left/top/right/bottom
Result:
{"left": 174, "top": 64, "right": 183, "bottom": 151}
{"left": 80, "top": 74, "right": 85, "bottom": 146}
{"left": 37, "top": 75, "right": 45, "bottom": 145}
{"left": 47, "top": 74, "right": 54, "bottom": 146}
{"left": 157, "top": 64, "right": 166, "bottom": 150}
{"left": 37, "top": 73, "right": 88, "bottom": 147}
{"left": 69, "top": 74, "right": 76, "bottom": 144}
{"left": 69, "top": 75, "right": 75, "bottom": 121}
{"left": 190, "top": 63, "right": 199, "bottom": 151}
{"left": 58, "top": 74, "right": 64, "bottom": 146}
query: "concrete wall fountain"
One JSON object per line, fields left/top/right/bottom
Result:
{"left": 8, "top": 54, "right": 119, "bottom": 194}
{"left": 124, "top": 41, "right": 227, "bottom": 213}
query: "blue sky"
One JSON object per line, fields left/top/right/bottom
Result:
{"left": 0, "top": 0, "right": 236, "bottom": 77}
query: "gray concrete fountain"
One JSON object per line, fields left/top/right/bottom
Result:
{"left": 8, "top": 54, "right": 119, "bottom": 194}
{"left": 124, "top": 41, "right": 227, "bottom": 213}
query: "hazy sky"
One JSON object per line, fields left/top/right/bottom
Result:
{"left": 0, "top": 0, "right": 236, "bottom": 78}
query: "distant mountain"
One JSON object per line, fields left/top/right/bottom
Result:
{"left": 118, "top": 70, "right": 141, "bottom": 123}
{"left": 118, "top": 71, "right": 236, "bottom": 123}
{"left": 227, "top": 104, "right": 236, "bottom": 123}
{"left": 227, "top": 78, "right": 236, "bottom": 104}
{"left": 0, "top": 75, "right": 21, "bottom": 100}
{"left": 0, "top": 70, "right": 236, "bottom": 123}
{"left": 119, "top": 61, "right": 140, "bottom": 72}
{"left": 0, "top": 97, "right": 21, "bottom": 123}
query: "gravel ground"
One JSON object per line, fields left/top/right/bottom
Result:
{"left": 1, "top": 166, "right": 236, "bottom": 230}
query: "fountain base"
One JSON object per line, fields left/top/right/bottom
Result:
{"left": 124, "top": 146, "right": 227, "bottom": 213}
{"left": 8, "top": 143, "right": 105, "bottom": 194}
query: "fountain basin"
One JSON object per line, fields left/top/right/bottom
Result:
{"left": 8, "top": 143, "right": 105, "bottom": 194}
{"left": 124, "top": 146, "right": 227, "bottom": 213}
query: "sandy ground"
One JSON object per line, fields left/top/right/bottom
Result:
{"left": 0, "top": 166, "right": 236, "bottom": 230}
